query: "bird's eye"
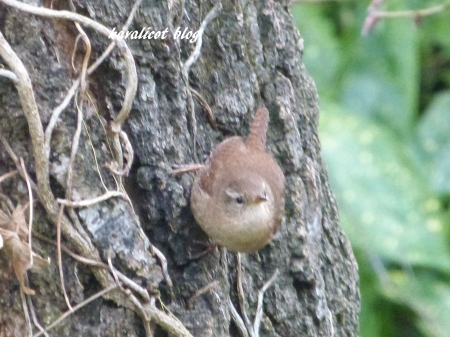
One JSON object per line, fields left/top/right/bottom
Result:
{"left": 235, "top": 197, "right": 244, "bottom": 204}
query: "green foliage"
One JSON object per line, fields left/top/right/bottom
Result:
{"left": 320, "top": 103, "right": 450, "bottom": 271}
{"left": 413, "top": 92, "right": 450, "bottom": 194}
{"left": 292, "top": 1, "right": 450, "bottom": 336}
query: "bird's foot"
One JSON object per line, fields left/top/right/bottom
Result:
{"left": 188, "top": 240, "right": 218, "bottom": 259}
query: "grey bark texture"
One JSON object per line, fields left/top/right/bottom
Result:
{"left": 0, "top": 0, "right": 360, "bottom": 336}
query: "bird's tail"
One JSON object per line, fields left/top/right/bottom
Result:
{"left": 246, "top": 107, "right": 269, "bottom": 151}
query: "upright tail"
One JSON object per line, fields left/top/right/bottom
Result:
{"left": 246, "top": 107, "right": 269, "bottom": 151}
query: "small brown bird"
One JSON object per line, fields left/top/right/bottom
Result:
{"left": 190, "top": 107, "right": 285, "bottom": 253}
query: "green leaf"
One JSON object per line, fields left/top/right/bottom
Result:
{"left": 319, "top": 104, "right": 450, "bottom": 272}
{"left": 412, "top": 91, "right": 450, "bottom": 195}
{"left": 358, "top": 256, "right": 386, "bottom": 337}
{"left": 384, "top": 270, "right": 450, "bottom": 337}
{"left": 420, "top": 5, "right": 450, "bottom": 58}
{"left": 358, "top": 253, "right": 423, "bottom": 337}
{"left": 290, "top": 4, "right": 341, "bottom": 100}
{"left": 338, "top": 3, "right": 420, "bottom": 135}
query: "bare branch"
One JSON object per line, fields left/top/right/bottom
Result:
{"left": 362, "top": 0, "right": 450, "bottom": 35}
{"left": 188, "top": 87, "right": 216, "bottom": 128}
{"left": 66, "top": 95, "right": 84, "bottom": 200}
{"left": 151, "top": 245, "right": 173, "bottom": 287}
{"left": 1, "top": 2, "right": 195, "bottom": 336}
{"left": 0, "top": 29, "right": 120, "bottom": 330}
{"left": 181, "top": 1, "right": 222, "bottom": 158}
{"left": 19, "top": 158, "right": 34, "bottom": 269}
{"left": 253, "top": 269, "right": 279, "bottom": 336}
{"left": 0, "top": 170, "right": 18, "bottom": 184}
{"left": 220, "top": 249, "right": 249, "bottom": 337}
{"left": 0, "top": 68, "right": 18, "bottom": 82}
{"left": 35, "top": 232, "right": 151, "bottom": 302}
{"left": 44, "top": 81, "right": 79, "bottom": 159}
{"left": 26, "top": 290, "right": 50, "bottom": 337}
{"left": 187, "top": 281, "right": 219, "bottom": 309}
{"left": 20, "top": 286, "right": 33, "bottom": 337}
{"left": 144, "top": 301, "right": 194, "bottom": 337}
{"left": 107, "top": 250, "right": 122, "bottom": 286}
{"left": 57, "top": 191, "right": 128, "bottom": 208}
{"left": 1, "top": 0, "right": 138, "bottom": 176}
{"left": 34, "top": 232, "right": 106, "bottom": 268}
{"left": 182, "top": 2, "right": 222, "bottom": 75}
{"left": 33, "top": 285, "right": 119, "bottom": 337}
{"left": 237, "top": 253, "right": 256, "bottom": 337}
{"left": 227, "top": 295, "right": 250, "bottom": 337}
{"left": 373, "top": 2, "right": 450, "bottom": 18}
{"left": 292, "top": 0, "right": 347, "bottom": 3}
{"left": 56, "top": 205, "right": 73, "bottom": 310}
{"left": 44, "top": 19, "right": 130, "bottom": 162}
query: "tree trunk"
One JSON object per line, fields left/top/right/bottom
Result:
{"left": 0, "top": 0, "right": 359, "bottom": 336}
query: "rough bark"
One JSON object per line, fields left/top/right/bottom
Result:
{"left": 0, "top": 0, "right": 360, "bottom": 336}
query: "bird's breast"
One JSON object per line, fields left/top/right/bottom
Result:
{"left": 191, "top": 180, "right": 275, "bottom": 252}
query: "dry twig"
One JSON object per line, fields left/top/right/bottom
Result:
{"left": 44, "top": 0, "right": 142, "bottom": 160}
{"left": 1, "top": 0, "right": 137, "bottom": 177}
{"left": 181, "top": 2, "right": 222, "bottom": 156}
{"left": 0, "top": 1, "right": 195, "bottom": 335}
{"left": 20, "top": 287, "right": 33, "bottom": 337}
{"left": 0, "top": 136, "right": 39, "bottom": 194}
{"left": 56, "top": 205, "right": 73, "bottom": 310}
{"left": 26, "top": 290, "right": 50, "bottom": 337}
{"left": 34, "top": 232, "right": 151, "bottom": 302}
{"left": 362, "top": 0, "right": 450, "bottom": 35}
{"left": 19, "top": 158, "right": 34, "bottom": 273}
{"left": 187, "top": 281, "right": 219, "bottom": 309}
{"left": 0, "top": 170, "right": 18, "bottom": 184}
{"left": 372, "top": 1, "right": 450, "bottom": 18}
{"left": 253, "top": 269, "right": 279, "bottom": 335}
{"left": 0, "top": 68, "right": 18, "bottom": 82}
{"left": 188, "top": 86, "right": 216, "bottom": 128}
{"left": 182, "top": 2, "right": 222, "bottom": 75}
{"left": 33, "top": 285, "right": 119, "bottom": 337}
{"left": 237, "top": 253, "right": 255, "bottom": 337}
{"left": 151, "top": 244, "right": 173, "bottom": 287}
{"left": 220, "top": 248, "right": 249, "bottom": 337}
{"left": 57, "top": 190, "right": 128, "bottom": 207}
{"left": 227, "top": 295, "right": 250, "bottom": 337}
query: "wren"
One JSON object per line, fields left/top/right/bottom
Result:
{"left": 190, "top": 107, "right": 285, "bottom": 253}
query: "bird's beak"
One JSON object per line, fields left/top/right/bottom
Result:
{"left": 254, "top": 196, "right": 268, "bottom": 204}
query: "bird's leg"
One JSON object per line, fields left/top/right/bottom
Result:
{"left": 188, "top": 240, "right": 218, "bottom": 259}
{"left": 171, "top": 163, "right": 205, "bottom": 175}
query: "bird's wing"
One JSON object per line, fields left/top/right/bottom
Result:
{"left": 199, "top": 136, "right": 246, "bottom": 196}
